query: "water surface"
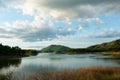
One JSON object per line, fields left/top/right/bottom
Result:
{"left": 0, "top": 53, "right": 120, "bottom": 76}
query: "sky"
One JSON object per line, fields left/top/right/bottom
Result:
{"left": 0, "top": 0, "right": 120, "bottom": 49}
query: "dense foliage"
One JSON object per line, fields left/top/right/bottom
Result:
{"left": 0, "top": 44, "right": 38, "bottom": 57}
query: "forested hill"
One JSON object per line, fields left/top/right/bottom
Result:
{"left": 41, "top": 45, "right": 71, "bottom": 53}
{"left": 0, "top": 44, "right": 38, "bottom": 57}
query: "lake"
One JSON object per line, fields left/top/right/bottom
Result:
{"left": 0, "top": 53, "right": 120, "bottom": 77}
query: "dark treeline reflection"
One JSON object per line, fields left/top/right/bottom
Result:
{"left": 0, "top": 58, "right": 21, "bottom": 69}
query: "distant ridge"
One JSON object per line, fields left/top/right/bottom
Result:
{"left": 87, "top": 39, "right": 120, "bottom": 51}
{"left": 40, "top": 39, "right": 120, "bottom": 54}
{"left": 41, "top": 45, "right": 71, "bottom": 53}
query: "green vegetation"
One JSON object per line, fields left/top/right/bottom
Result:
{"left": 0, "top": 75, "right": 8, "bottom": 80}
{"left": 1, "top": 66, "right": 120, "bottom": 80}
{"left": 87, "top": 39, "right": 120, "bottom": 52}
{"left": 25, "top": 49, "right": 38, "bottom": 56}
{"left": 0, "top": 44, "right": 38, "bottom": 57}
{"left": 0, "top": 72, "right": 13, "bottom": 80}
{"left": 67, "top": 39, "right": 120, "bottom": 54}
{"left": 41, "top": 45, "right": 71, "bottom": 53}
{"left": 40, "top": 39, "right": 120, "bottom": 54}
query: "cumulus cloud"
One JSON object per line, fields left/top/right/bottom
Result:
{"left": 0, "top": 0, "right": 119, "bottom": 42}
{"left": 0, "top": 20, "right": 77, "bottom": 42}
{"left": 95, "top": 30, "right": 120, "bottom": 38}
{"left": 86, "top": 29, "right": 120, "bottom": 38}
{"left": 0, "top": 0, "right": 23, "bottom": 9}
{"left": 0, "top": 0, "right": 120, "bottom": 19}
{"left": 20, "top": 0, "right": 120, "bottom": 19}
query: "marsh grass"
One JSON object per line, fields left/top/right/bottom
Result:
{"left": 0, "top": 66, "right": 120, "bottom": 80}
{"left": 29, "top": 66, "right": 120, "bottom": 80}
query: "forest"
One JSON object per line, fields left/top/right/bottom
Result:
{"left": 0, "top": 44, "right": 38, "bottom": 57}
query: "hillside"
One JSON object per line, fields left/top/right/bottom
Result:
{"left": 41, "top": 45, "right": 71, "bottom": 53}
{"left": 40, "top": 39, "right": 120, "bottom": 54}
{"left": 67, "top": 39, "right": 120, "bottom": 54}
{"left": 87, "top": 39, "right": 120, "bottom": 52}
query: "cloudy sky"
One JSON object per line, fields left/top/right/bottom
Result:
{"left": 0, "top": 0, "right": 120, "bottom": 49}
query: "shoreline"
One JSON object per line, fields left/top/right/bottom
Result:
{"left": 97, "top": 52, "right": 120, "bottom": 55}
{"left": 66, "top": 51, "right": 120, "bottom": 55}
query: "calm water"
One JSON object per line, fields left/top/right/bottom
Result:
{"left": 0, "top": 53, "right": 120, "bottom": 76}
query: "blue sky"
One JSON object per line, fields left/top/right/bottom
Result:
{"left": 0, "top": 0, "right": 120, "bottom": 49}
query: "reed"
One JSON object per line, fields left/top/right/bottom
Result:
{"left": 1, "top": 66, "right": 120, "bottom": 80}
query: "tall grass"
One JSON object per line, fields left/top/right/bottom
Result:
{"left": 1, "top": 66, "right": 120, "bottom": 80}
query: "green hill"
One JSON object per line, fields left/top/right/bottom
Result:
{"left": 41, "top": 39, "right": 120, "bottom": 54}
{"left": 41, "top": 45, "right": 71, "bottom": 53}
{"left": 67, "top": 39, "right": 120, "bottom": 54}
{"left": 87, "top": 39, "right": 120, "bottom": 52}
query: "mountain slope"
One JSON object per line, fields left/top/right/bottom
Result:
{"left": 41, "top": 45, "right": 71, "bottom": 53}
{"left": 41, "top": 39, "right": 120, "bottom": 54}
{"left": 67, "top": 39, "right": 120, "bottom": 54}
{"left": 87, "top": 39, "right": 120, "bottom": 51}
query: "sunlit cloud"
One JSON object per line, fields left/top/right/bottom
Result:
{"left": 85, "top": 29, "right": 120, "bottom": 38}
{"left": 0, "top": 20, "right": 78, "bottom": 42}
{"left": 0, "top": 0, "right": 119, "bottom": 48}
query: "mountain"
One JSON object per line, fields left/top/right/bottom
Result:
{"left": 41, "top": 39, "right": 120, "bottom": 54}
{"left": 67, "top": 39, "right": 120, "bottom": 54}
{"left": 41, "top": 45, "right": 71, "bottom": 53}
{"left": 87, "top": 39, "right": 120, "bottom": 52}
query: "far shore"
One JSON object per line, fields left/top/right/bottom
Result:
{"left": 96, "top": 52, "right": 120, "bottom": 56}
{"left": 66, "top": 51, "right": 120, "bottom": 55}
{"left": 1, "top": 52, "right": 120, "bottom": 59}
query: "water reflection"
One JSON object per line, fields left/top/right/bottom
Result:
{"left": 0, "top": 58, "right": 21, "bottom": 69}
{"left": 0, "top": 53, "right": 120, "bottom": 77}
{"left": 21, "top": 53, "right": 120, "bottom": 71}
{"left": 96, "top": 57, "right": 120, "bottom": 64}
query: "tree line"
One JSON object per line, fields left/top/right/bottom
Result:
{"left": 0, "top": 44, "right": 38, "bottom": 57}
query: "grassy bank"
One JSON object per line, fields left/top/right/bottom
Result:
{"left": 67, "top": 51, "right": 120, "bottom": 55}
{"left": 1, "top": 66, "right": 120, "bottom": 80}
{"left": 98, "top": 52, "right": 120, "bottom": 56}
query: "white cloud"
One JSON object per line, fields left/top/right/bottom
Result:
{"left": 86, "top": 18, "right": 103, "bottom": 24}
{"left": 1, "top": 0, "right": 120, "bottom": 19}
{"left": 86, "top": 29, "right": 120, "bottom": 38}
{"left": 0, "top": 0, "right": 119, "bottom": 42}
{"left": 0, "top": 19, "right": 78, "bottom": 42}
{"left": 77, "top": 25, "right": 83, "bottom": 31}
{"left": 23, "top": 0, "right": 120, "bottom": 19}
